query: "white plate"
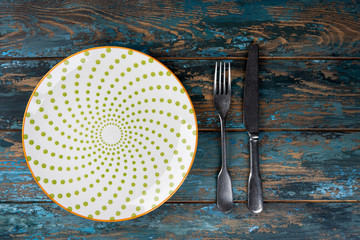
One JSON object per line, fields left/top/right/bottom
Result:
{"left": 22, "top": 47, "right": 198, "bottom": 221}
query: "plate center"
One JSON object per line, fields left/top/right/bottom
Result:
{"left": 101, "top": 124, "right": 121, "bottom": 145}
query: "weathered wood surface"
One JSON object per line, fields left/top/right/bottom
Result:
{"left": 1, "top": 0, "right": 360, "bottom": 58}
{"left": 1, "top": 0, "right": 360, "bottom": 238}
{"left": 1, "top": 59, "right": 359, "bottom": 129}
{"left": 1, "top": 203, "right": 359, "bottom": 239}
{"left": 2, "top": 131, "right": 359, "bottom": 202}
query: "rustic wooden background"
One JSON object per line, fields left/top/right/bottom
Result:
{"left": 1, "top": 0, "right": 360, "bottom": 239}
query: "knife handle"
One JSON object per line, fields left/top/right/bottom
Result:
{"left": 248, "top": 133, "right": 263, "bottom": 213}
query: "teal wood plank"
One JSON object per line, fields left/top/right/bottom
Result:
{"left": 1, "top": 131, "right": 359, "bottom": 202}
{"left": 0, "top": 203, "right": 359, "bottom": 239}
{"left": 1, "top": 60, "right": 359, "bottom": 129}
{"left": 1, "top": 0, "right": 359, "bottom": 58}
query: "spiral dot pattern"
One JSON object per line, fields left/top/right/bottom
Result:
{"left": 23, "top": 47, "right": 197, "bottom": 221}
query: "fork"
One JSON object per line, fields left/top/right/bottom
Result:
{"left": 214, "top": 61, "right": 233, "bottom": 212}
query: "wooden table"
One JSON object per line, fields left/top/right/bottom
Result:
{"left": 1, "top": 0, "right": 359, "bottom": 239}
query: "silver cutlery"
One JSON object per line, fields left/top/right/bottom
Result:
{"left": 243, "top": 44, "right": 263, "bottom": 213}
{"left": 214, "top": 61, "right": 233, "bottom": 212}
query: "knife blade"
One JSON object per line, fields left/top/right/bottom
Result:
{"left": 243, "top": 44, "right": 259, "bottom": 134}
{"left": 243, "top": 44, "right": 263, "bottom": 213}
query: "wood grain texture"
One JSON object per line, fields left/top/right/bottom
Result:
{"left": 1, "top": 0, "right": 360, "bottom": 238}
{"left": 1, "top": 202, "right": 359, "bottom": 239}
{"left": 1, "top": 0, "right": 359, "bottom": 58}
{"left": 1, "top": 131, "right": 359, "bottom": 202}
{"left": 1, "top": 59, "right": 359, "bottom": 129}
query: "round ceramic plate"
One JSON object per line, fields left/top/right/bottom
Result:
{"left": 22, "top": 47, "right": 197, "bottom": 221}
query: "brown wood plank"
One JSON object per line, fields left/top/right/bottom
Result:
{"left": 1, "top": 131, "right": 359, "bottom": 202}
{"left": 1, "top": 0, "right": 359, "bottom": 58}
{"left": 0, "top": 202, "right": 359, "bottom": 239}
{"left": 1, "top": 59, "right": 359, "bottom": 129}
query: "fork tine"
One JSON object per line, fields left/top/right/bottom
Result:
{"left": 228, "top": 62, "right": 231, "bottom": 94}
{"left": 219, "top": 62, "right": 222, "bottom": 94}
{"left": 223, "top": 61, "right": 226, "bottom": 94}
{"left": 214, "top": 62, "right": 218, "bottom": 94}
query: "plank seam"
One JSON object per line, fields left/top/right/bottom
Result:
{"left": 2, "top": 129, "right": 360, "bottom": 132}
{"left": 199, "top": 128, "right": 360, "bottom": 132}
{"left": 1, "top": 57, "right": 360, "bottom": 61}
{"left": 1, "top": 200, "right": 359, "bottom": 204}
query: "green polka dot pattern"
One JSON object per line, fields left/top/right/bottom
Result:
{"left": 23, "top": 47, "right": 197, "bottom": 221}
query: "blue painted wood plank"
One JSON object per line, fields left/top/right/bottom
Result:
{"left": 0, "top": 203, "right": 359, "bottom": 239}
{"left": 1, "top": 60, "right": 359, "bottom": 129}
{"left": 1, "top": 131, "right": 359, "bottom": 202}
{"left": 0, "top": 0, "right": 359, "bottom": 58}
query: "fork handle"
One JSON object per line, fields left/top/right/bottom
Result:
{"left": 216, "top": 117, "right": 233, "bottom": 212}
{"left": 248, "top": 133, "right": 263, "bottom": 213}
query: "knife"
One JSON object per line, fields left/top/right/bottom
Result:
{"left": 243, "top": 44, "right": 263, "bottom": 213}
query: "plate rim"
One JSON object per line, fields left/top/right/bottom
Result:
{"left": 22, "top": 46, "right": 198, "bottom": 222}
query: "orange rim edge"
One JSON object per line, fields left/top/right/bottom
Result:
{"left": 22, "top": 46, "right": 199, "bottom": 222}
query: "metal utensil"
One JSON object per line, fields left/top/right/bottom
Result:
{"left": 244, "top": 44, "right": 263, "bottom": 213}
{"left": 214, "top": 61, "right": 233, "bottom": 212}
